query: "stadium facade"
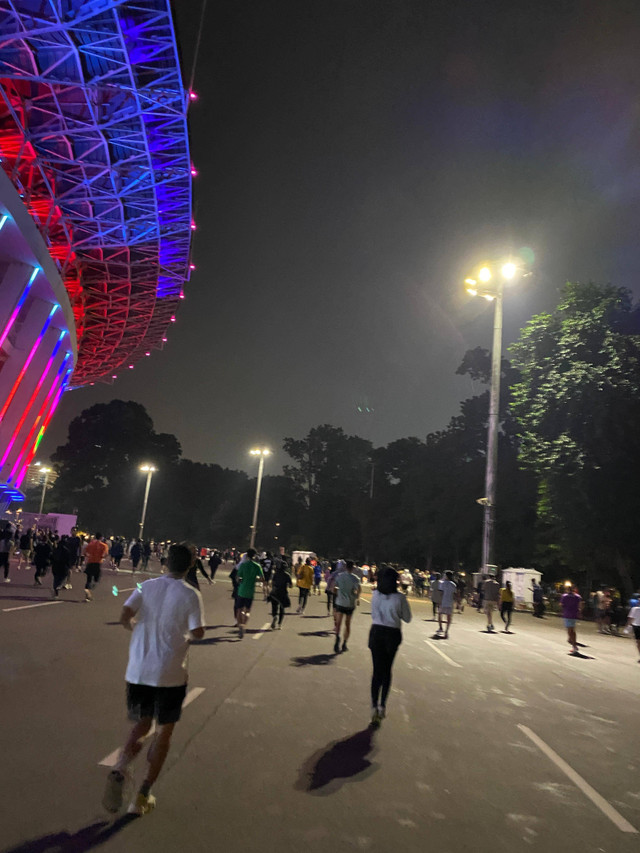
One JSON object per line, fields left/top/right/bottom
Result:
{"left": 0, "top": 0, "right": 193, "bottom": 504}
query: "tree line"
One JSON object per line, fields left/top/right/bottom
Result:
{"left": 37, "top": 283, "right": 640, "bottom": 593}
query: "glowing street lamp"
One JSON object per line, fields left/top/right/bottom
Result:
{"left": 38, "top": 466, "right": 52, "bottom": 514}
{"left": 138, "top": 464, "right": 157, "bottom": 540}
{"left": 249, "top": 448, "right": 270, "bottom": 549}
{"left": 465, "top": 258, "right": 524, "bottom": 574}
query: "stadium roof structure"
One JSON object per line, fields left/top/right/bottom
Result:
{"left": 0, "top": 0, "right": 193, "bottom": 386}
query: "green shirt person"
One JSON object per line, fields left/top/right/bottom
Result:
{"left": 236, "top": 548, "right": 265, "bottom": 638}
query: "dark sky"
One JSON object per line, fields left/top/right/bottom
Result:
{"left": 41, "top": 0, "right": 640, "bottom": 474}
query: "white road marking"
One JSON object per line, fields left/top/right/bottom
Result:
{"left": 253, "top": 622, "right": 272, "bottom": 639}
{"left": 517, "top": 725, "right": 637, "bottom": 833}
{"left": 3, "top": 601, "right": 62, "bottom": 612}
{"left": 424, "top": 640, "right": 462, "bottom": 668}
{"left": 98, "top": 687, "right": 205, "bottom": 767}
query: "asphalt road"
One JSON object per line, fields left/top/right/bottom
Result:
{"left": 1, "top": 559, "right": 639, "bottom": 853}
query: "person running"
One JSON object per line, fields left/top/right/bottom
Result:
{"left": 0, "top": 524, "right": 12, "bottom": 583}
{"left": 483, "top": 574, "right": 500, "bottom": 632}
{"left": 208, "top": 550, "right": 222, "bottom": 582}
{"left": 500, "top": 580, "right": 514, "bottom": 632}
{"left": 184, "top": 546, "right": 212, "bottom": 591}
{"left": 295, "top": 558, "right": 314, "bottom": 614}
{"left": 235, "top": 548, "right": 264, "bottom": 638}
{"left": 625, "top": 601, "right": 640, "bottom": 662}
{"left": 268, "top": 560, "right": 292, "bottom": 629}
{"left": 51, "top": 537, "right": 73, "bottom": 597}
{"left": 130, "top": 539, "right": 142, "bottom": 574}
{"left": 560, "top": 584, "right": 583, "bottom": 655}
{"left": 333, "top": 560, "right": 361, "bottom": 653}
{"left": 429, "top": 572, "right": 442, "bottom": 621}
{"left": 437, "top": 571, "right": 456, "bottom": 638}
{"left": 102, "top": 543, "right": 205, "bottom": 817}
{"left": 17, "top": 527, "right": 34, "bottom": 571}
{"left": 325, "top": 564, "right": 338, "bottom": 616}
{"left": 33, "top": 533, "right": 52, "bottom": 586}
{"left": 83, "top": 533, "right": 109, "bottom": 601}
{"left": 369, "top": 566, "right": 411, "bottom": 725}
{"left": 110, "top": 538, "right": 124, "bottom": 571}
{"left": 312, "top": 561, "right": 322, "bottom": 595}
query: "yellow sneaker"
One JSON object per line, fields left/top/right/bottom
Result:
{"left": 127, "top": 792, "right": 156, "bottom": 816}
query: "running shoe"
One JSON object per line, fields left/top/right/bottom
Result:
{"left": 4, "top": 578, "right": 10, "bottom": 583}
{"left": 371, "top": 708, "right": 381, "bottom": 727}
{"left": 127, "top": 792, "right": 156, "bottom": 816}
{"left": 333, "top": 637, "right": 340, "bottom": 654}
{"left": 378, "top": 706, "right": 386, "bottom": 719}
{"left": 342, "top": 642, "right": 348, "bottom": 652}
{"left": 102, "top": 769, "right": 129, "bottom": 813}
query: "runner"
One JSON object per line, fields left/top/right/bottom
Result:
{"left": 236, "top": 548, "right": 264, "bottom": 638}
{"left": 369, "top": 566, "right": 411, "bottom": 725}
{"left": 102, "top": 543, "right": 205, "bottom": 816}
{"left": 333, "top": 560, "right": 361, "bottom": 653}
{"left": 295, "top": 558, "right": 313, "bottom": 613}
{"left": 429, "top": 572, "right": 442, "bottom": 621}
{"left": 482, "top": 574, "right": 500, "bottom": 632}
{"left": 268, "top": 559, "right": 292, "bottom": 629}
{"left": 437, "top": 570, "right": 456, "bottom": 639}
{"left": 208, "top": 549, "right": 222, "bottom": 582}
{"left": 500, "top": 580, "right": 514, "bottom": 633}
{"left": 51, "top": 537, "right": 73, "bottom": 598}
{"left": 560, "top": 584, "right": 582, "bottom": 655}
{"left": 83, "top": 533, "right": 109, "bottom": 602}
{"left": 624, "top": 601, "right": 640, "bottom": 662}
{"left": 0, "top": 524, "right": 12, "bottom": 582}
{"left": 312, "top": 561, "right": 322, "bottom": 595}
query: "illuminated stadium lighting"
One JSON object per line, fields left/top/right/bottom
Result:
{"left": 0, "top": 268, "right": 39, "bottom": 351}
{"left": 0, "top": 214, "right": 8, "bottom": 231}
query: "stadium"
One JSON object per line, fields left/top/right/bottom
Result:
{"left": 0, "top": 0, "right": 193, "bottom": 504}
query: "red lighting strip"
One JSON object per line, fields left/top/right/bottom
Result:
{"left": 16, "top": 372, "right": 71, "bottom": 489}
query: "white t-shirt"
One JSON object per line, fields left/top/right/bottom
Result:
{"left": 628, "top": 606, "right": 640, "bottom": 627}
{"left": 371, "top": 590, "right": 412, "bottom": 629}
{"left": 124, "top": 576, "right": 205, "bottom": 687}
{"left": 440, "top": 579, "right": 457, "bottom": 609}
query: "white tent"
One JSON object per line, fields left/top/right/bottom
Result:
{"left": 501, "top": 567, "right": 542, "bottom": 608}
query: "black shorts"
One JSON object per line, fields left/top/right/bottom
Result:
{"left": 236, "top": 596, "right": 253, "bottom": 610}
{"left": 126, "top": 682, "right": 187, "bottom": 725}
{"left": 633, "top": 626, "right": 640, "bottom": 640}
{"left": 335, "top": 605, "right": 354, "bottom": 615}
{"left": 85, "top": 563, "right": 101, "bottom": 588}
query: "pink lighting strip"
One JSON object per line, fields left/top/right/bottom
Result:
{"left": 7, "top": 356, "right": 70, "bottom": 485}
{"left": 0, "top": 267, "right": 39, "bottom": 352}
{"left": 0, "top": 332, "right": 68, "bottom": 470}
{"left": 16, "top": 369, "right": 72, "bottom": 489}
{"left": 0, "top": 304, "right": 59, "bottom": 427}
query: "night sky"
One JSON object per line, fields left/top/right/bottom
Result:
{"left": 41, "top": 0, "right": 640, "bottom": 474}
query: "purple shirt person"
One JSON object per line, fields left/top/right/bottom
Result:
{"left": 560, "top": 586, "right": 582, "bottom": 654}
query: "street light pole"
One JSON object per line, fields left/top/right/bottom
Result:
{"left": 482, "top": 280, "right": 503, "bottom": 573}
{"left": 249, "top": 448, "right": 270, "bottom": 549}
{"left": 138, "top": 465, "right": 157, "bottom": 540}
{"left": 465, "top": 260, "right": 522, "bottom": 574}
{"left": 38, "top": 467, "right": 51, "bottom": 515}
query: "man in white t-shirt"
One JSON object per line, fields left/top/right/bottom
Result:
{"left": 102, "top": 543, "right": 205, "bottom": 817}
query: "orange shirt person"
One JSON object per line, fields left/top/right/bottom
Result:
{"left": 83, "top": 533, "right": 109, "bottom": 602}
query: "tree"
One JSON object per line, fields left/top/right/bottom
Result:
{"left": 49, "top": 400, "right": 181, "bottom": 534}
{"left": 510, "top": 282, "right": 640, "bottom": 591}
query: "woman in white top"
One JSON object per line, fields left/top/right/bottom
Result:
{"left": 369, "top": 566, "right": 412, "bottom": 725}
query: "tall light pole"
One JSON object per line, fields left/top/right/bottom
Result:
{"left": 38, "top": 467, "right": 52, "bottom": 514}
{"left": 138, "top": 464, "right": 157, "bottom": 540}
{"left": 249, "top": 448, "right": 270, "bottom": 549}
{"left": 465, "top": 260, "right": 519, "bottom": 574}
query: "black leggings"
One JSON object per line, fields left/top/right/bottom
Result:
{"left": 326, "top": 590, "right": 335, "bottom": 612}
{"left": 500, "top": 601, "right": 513, "bottom": 627}
{"left": 368, "top": 624, "right": 401, "bottom": 709}
{"left": 298, "top": 587, "right": 309, "bottom": 608}
{"left": 271, "top": 600, "right": 285, "bottom": 625}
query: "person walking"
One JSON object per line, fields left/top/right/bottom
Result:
{"left": 17, "top": 527, "right": 34, "bottom": 571}
{"left": 33, "top": 533, "right": 52, "bottom": 586}
{"left": 500, "top": 580, "right": 514, "bottom": 633}
{"left": 83, "top": 533, "right": 109, "bottom": 601}
{"left": 483, "top": 574, "right": 500, "bottom": 632}
{"left": 102, "top": 543, "right": 205, "bottom": 816}
{"left": 325, "top": 564, "right": 338, "bottom": 616}
{"left": 208, "top": 550, "right": 222, "bottom": 582}
{"left": 531, "top": 580, "right": 544, "bottom": 617}
{"left": 429, "top": 573, "right": 442, "bottom": 621}
{"left": 130, "top": 539, "right": 142, "bottom": 575}
{"left": 560, "top": 584, "right": 582, "bottom": 655}
{"left": 295, "top": 558, "right": 314, "bottom": 614}
{"left": 0, "top": 524, "right": 12, "bottom": 582}
{"left": 333, "top": 560, "right": 361, "bottom": 653}
{"left": 368, "top": 566, "right": 411, "bottom": 725}
{"left": 235, "top": 548, "right": 264, "bottom": 638}
{"left": 268, "top": 560, "right": 292, "bottom": 629}
{"left": 437, "top": 571, "right": 457, "bottom": 638}
{"left": 51, "top": 537, "right": 73, "bottom": 597}
{"left": 184, "top": 546, "right": 212, "bottom": 591}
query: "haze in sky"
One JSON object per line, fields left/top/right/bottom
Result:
{"left": 41, "top": 0, "right": 640, "bottom": 474}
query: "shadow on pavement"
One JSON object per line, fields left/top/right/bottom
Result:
{"left": 295, "top": 725, "right": 378, "bottom": 794}
{"left": 298, "top": 630, "right": 332, "bottom": 637}
{"left": 300, "top": 615, "right": 328, "bottom": 620}
{"left": 192, "top": 636, "right": 240, "bottom": 645}
{"left": 290, "top": 653, "right": 336, "bottom": 667}
{"left": 2, "top": 816, "right": 136, "bottom": 852}
{"left": 569, "top": 651, "right": 596, "bottom": 659}
{"left": 204, "top": 624, "right": 231, "bottom": 630}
